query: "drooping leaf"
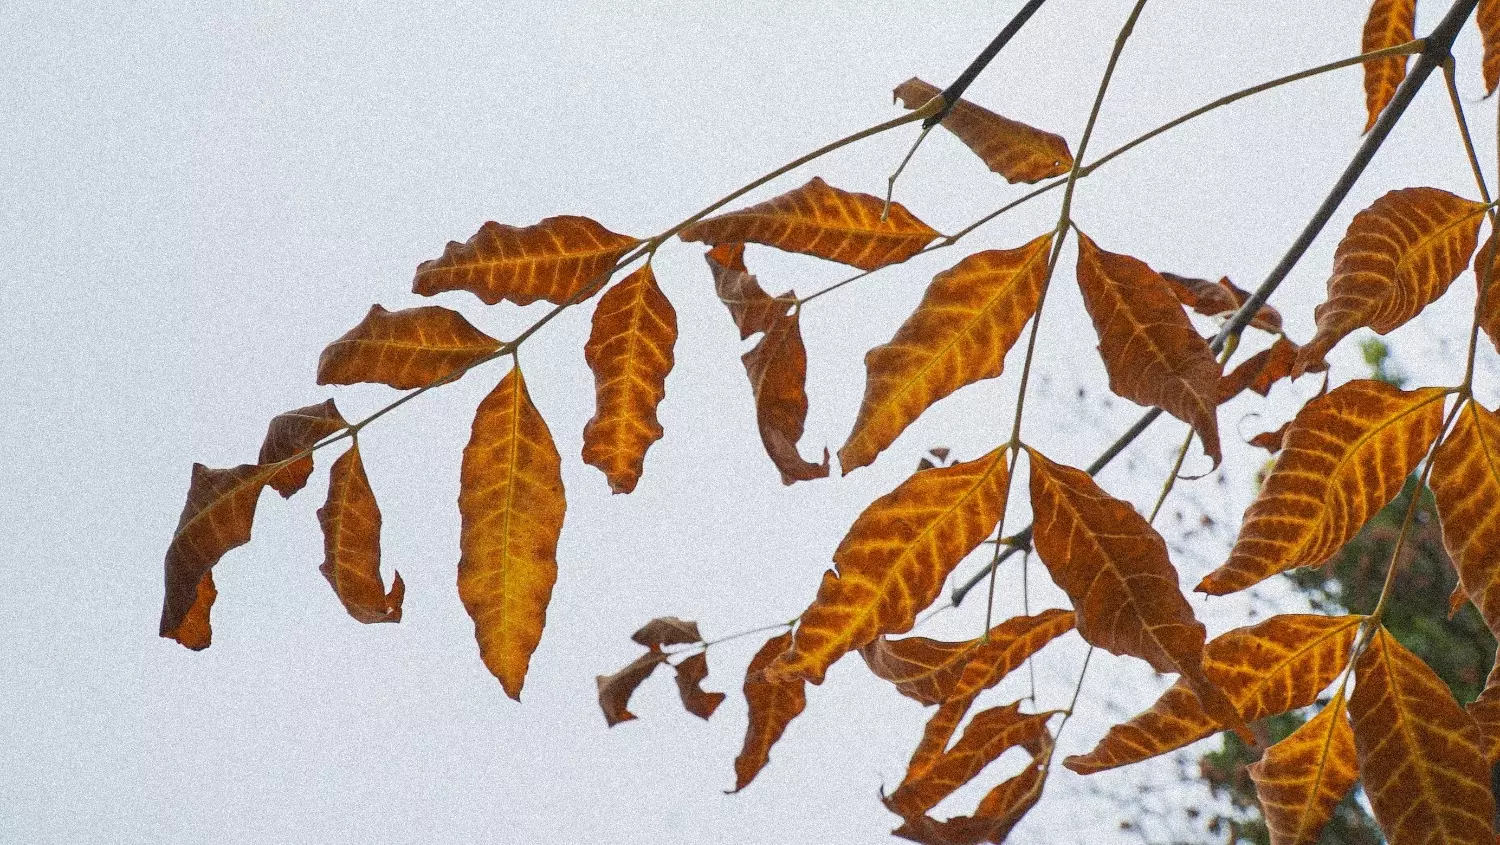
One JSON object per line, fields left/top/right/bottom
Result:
{"left": 704, "top": 243, "right": 793, "bottom": 339}
{"left": 1431, "top": 400, "right": 1500, "bottom": 637}
{"left": 1196, "top": 380, "right": 1447, "bottom": 595}
{"left": 743, "top": 305, "right": 830, "bottom": 485}
{"left": 1360, "top": 0, "right": 1416, "bottom": 132}
{"left": 413, "top": 216, "right": 640, "bottom": 306}
{"left": 1219, "top": 337, "right": 1300, "bottom": 403}
{"left": 258, "top": 399, "right": 347, "bottom": 498}
{"left": 317, "top": 442, "right": 403, "bottom": 624}
{"left": 891, "top": 746, "right": 1048, "bottom": 845}
{"left": 885, "top": 701, "right": 1055, "bottom": 820}
{"left": 891, "top": 78, "right": 1072, "bottom": 184}
{"left": 1481, "top": 0, "right": 1500, "bottom": 96}
{"left": 673, "top": 652, "right": 727, "bottom": 720}
{"left": 1075, "top": 233, "right": 1224, "bottom": 466}
{"left": 732, "top": 631, "right": 807, "bottom": 792}
{"left": 768, "top": 449, "right": 1009, "bottom": 684}
{"left": 632, "top": 617, "right": 705, "bottom": 649}
{"left": 1296, "top": 187, "right": 1486, "bottom": 375}
{"left": 581, "top": 264, "right": 678, "bottom": 494}
{"left": 1161, "top": 272, "right": 1283, "bottom": 333}
{"left": 173, "top": 571, "right": 217, "bottom": 651}
{"left": 317, "top": 304, "right": 502, "bottom": 390}
{"left": 596, "top": 651, "right": 668, "bottom": 727}
{"left": 1349, "top": 627, "right": 1496, "bottom": 843}
{"left": 457, "top": 365, "right": 566, "bottom": 700}
{"left": 839, "top": 236, "right": 1052, "bottom": 474}
{"left": 1474, "top": 233, "right": 1500, "bottom": 354}
{"left": 1248, "top": 689, "right": 1359, "bottom": 845}
{"left": 679, "top": 177, "right": 939, "bottom": 271}
{"left": 1066, "top": 614, "right": 1362, "bottom": 774}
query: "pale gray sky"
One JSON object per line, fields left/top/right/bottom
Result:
{"left": 4, "top": 2, "right": 1495, "bottom": 843}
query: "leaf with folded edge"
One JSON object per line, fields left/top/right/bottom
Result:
{"left": 1482, "top": 0, "right": 1500, "bottom": 96}
{"left": 839, "top": 236, "right": 1051, "bottom": 474}
{"left": 885, "top": 701, "right": 1056, "bottom": 821}
{"left": 1350, "top": 627, "right": 1496, "bottom": 844}
{"left": 680, "top": 177, "right": 939, "bottom": 271}
{"left": 1296, "top": 187, "right": 1485, "bottom": 376}
{"left": 413, "top": 215, "right": 640, "bottom": 306}
{"left": 1219, "top": 337, "right": 1300, "bottom": 404}
{"left": 258, "top": 399, "right": 347, "bottom": 498}
{"left": 1065, "top": 614, "right": 1361, "bottom": 774}
{"left": 318, "top": 305, "right": 502, "bottom": 390}
{"left": 892, "top": 78, "right": 1071, "bottom": 184}
{"left": 673, "top": 652, "right": 727, "bottom": 720}
{"left": 892, "top": 741, "right": 1049, "bottom": 845}
{"left": 1249, "top": 689, "right": 1358, "bottom": 845}
{"left": 1467, "top": 660, "right": 1500, "bottom": 763}
{"left": 632, "top": 617, "right": 704, "bottom": 649}
{"left": 457, "top": 365, "right": 566, "bottom": 700}
{"left": 173, "top": 571, "right": 217, "bottom": 651}
{"left": 704, "top": 244, "right": 792, "bottom": 339}
{"left": 1361, "top": 0, "right": 1415, "bottom": 132}
{"left": 1075, "top": 233, "right": 1223, "bottom": 466}
{"left": 596, "top": 651, "right": 668, "bottom": 727}
{"left": 317, "top": 442, "right": 403, "bottom": 624}
{"left": 1473, "top": 234, "right": 1500, "bottom": 357}
{"left": 1249, "top": 421, "right": 1293, "bottom": 455}
{"left": 1197, "top": 380, "right": 1447, "bottom": 595}
{"left": 743, "top": 304, "right": 830, "bottom": 485}
{"left": 1161, "top": 272, "right": 1283, "bottom": 334}
{"left": 768, "top": 448, "right": 1009, "bottom": 685}
{"left": 1432, "top": 400, "right": 1500, "bottom": 638}
{"left": 582, "top": 263, "right": 677, "bottom": 494}
{"left": 1026, "top": 447, "right": 1245, "bottom": 737}
{"left": 732, "top": 631, "right": 806, "bottom": 792}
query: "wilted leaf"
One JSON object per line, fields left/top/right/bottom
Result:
{"left": 743, "top": 305, "right": 830, "bottom": 484}
{"left": 597, "top": 651, "right": 668, "bottom": 727}
{"left": 457, "top": 365, "right": 566, "bottom": 700}
{"left": 632, "top": 617, "right": 704, "bottom": 648}
{"left": 1474, "top": 234, "right": 1500, "bottom": 354}
{"left": 732, "top": 631, "right": 807, "bottom": 792}
{"left": 1161, "top": 272, "right": 1283, "bottom": 333}
{"left": 1219, "top": 337, "right": 1300, "bottom": 403}
{"left": 680, "top": 177, "right": 939, "bottom": 270}
{"left": 673, "top": 652, "right": 727, "bottom": 720}
{"left": 1248, "top": 689, "right": 1358, "bottom": 845}
{"left": 318, "top": 304, "right": 502, "bottom": 390}
{"left": 1349, "top": 627, "right": 1496, "bottom": 843}
{"left": 1296, "top": 187, "right": 1485, "bottom": 375}
{"left": 1361, "top": 0, "right": 1416, "bottom": 132}
{"left": 173, "top": 571, "right": 217, "bottom": 651}
{"left": 886, "top": 701, "right": 1055, "bottom": 820}
{"left": 839, "top": 236, "right": 1051, "bottom": 474}
{"left": 1431, "top": 400, "right": 1500, "bottom": 637}
{"left": 1075, "top": 233, "right": 1223, "bottom": 466}
{"left": 317, "top": 443, "right": 403, "bottom": 624}
{"left": 1197, "top": 380, "right": 1447, "bottom": 595}
{"left": 891, "top": 749, "right": 1048, "bottom": 845}
{"left": 1467, "top": 661, "right": 1500, "bottom": 762}
{"left": 769, "top": 449, "right": 1009, "bottom": 684}
{"left": 704, "top": 244, "right": 793, "bottom": 339}
{"left": 582, "top": 264, "right": 678, "bottom": 493}
{"left": 892, "top": 78, "right": 1071, "bottom": 184}
{"left": 258, "top": 399, "right": 347, "bottom": 498}
{"left": 413, "top": 216, "right": 640, "bottom": 306}
{"left": 1482, "top": 0, "right": 1500, "bottom": 96}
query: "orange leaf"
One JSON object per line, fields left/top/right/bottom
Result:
{"left": 1026, "top": 448, "right": 1243, "bottom": 735}
{"left": 173, "top": 571, "right": 218, "bottom": 651}
{"left": 1349, "top": 627, "right": 1496, "bottom": 843}
{"left": 1248, "top": 689, "right": 1359, "bottom": 845}
{"left": 581, "top": 264, "right": 678, "bottom": 493}
{"left": 412, "top": 216, "right": 640, "bottom": 306}
{"left": 679, "top": 177, "right": 939, "bottom": 270}
{"left": 673, "top": 652, "right": 727, "bottom": 720}
{"left": 632, "top": 617, "right": 705, "bottom": 648}
{"left": 258, "top": 399, "right": 347, "bottom": 498}
{"left": 160, "top": 463, "right": 276, "bottom": 646}
{"left": 317, "top": 304, "right": 502, "bottom": 390}
{"left": 705, "top": 243, "right": 793, "bottom": 339}
{"left": 743, "top": 304, "right": 829, "bottom": 485}
{"left": 1361, "top": 0, "right": 1416, "bottom": 132}
{"left": 317, "top": 443, "right": 403, "bottom": 624}
{"left": 891, "top": 750, "right": 1047, "bottom": 845}
{"left": 768, "top": 449, "right": 1009, "bottom": 684}
{"left": 596, "top": 651, "right": 668, "bottom": 727}
{"left": 892, "top": 78, "right": 1072, "bottom": 184}
{"left": 1066, "top": 614, "right": 1361, "bottom": 774}
{"left": 457, "top": 365, "right": 566, "bottom": 700}
{"left": 885, "top": 701, "right": 1055, "bottom": 820}
{"left": 1431, "top": 401, "right": 1500, "bottom": 637}
{"left": 839, "top": 236, "right": 1052, "bottom": 474}
{"left": 1197, "top": 380, "right": 1447, "bottom": 595}
{"left": 1219, "top": 337, "right": 1300, "bottom": 403}
{"left": 1248, "top": 420, "right": 1292, "bottom": 455}
{"left": 732, "top": 631, "right": 807, "bottom": 792}
{"left": 1467, "top": 661, "right": 1500, "bottom": 763}
{"left": 1474, "top": 234, "right": 1500, "bottom": 355}
{"left": 1161, "top": 272, "right": 1283, "bottom": 333}
{"left": 1297, "top": 187, "right": 1485, "bottom": 375}
{"left": 1482, "top": 0, "right": 1500, "bottom": 96}
{"left": 1075, "top": 233, "right": 1223, "bottom": 466}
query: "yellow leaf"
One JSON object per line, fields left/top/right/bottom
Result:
{"left": 892, "top": 78, "right": 1071, "bottom": 184}
{"left": 1431, "top": 401, "right": 1500, "bottom": 637}
{"left": 1248, "top": 689, "right": 1359, "bottom": 845}
{"left": 1361, "top": 0, "right": 1415, "bottom": 132}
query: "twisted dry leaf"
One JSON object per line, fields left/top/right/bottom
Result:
{"left": 173, "top": 571, "right": 217, "bottom": 651}
{"left": 413, "top": 215, "right": 640, "bottom": 306}
{"left": 732, "top": 631, "right": 807, "bottom": 792}
{"left": 1219, "top": 337, "right": 1300, "bottom": 403}
{"left": 885, "top": 701, "right": 1055, "bottom": 821}
{"left": 1360, "top": 0, "right": 1416, "bottom": 132}
{"left": 1248, "top": 689, "right": 1358, "bottom": 845}
{"left": 673, "top": 652, "right": 727, "bottom": 720}
{"left": 1161, "top": 272, "right": 1283, "bottom": 333}
{"left": 1474, "top": 234, "right": 1500, "bottom": 354}
{"left": 258, "top": 399, "right": 347, "bottom": 498}
{"left": 743, "top": 307, "right": 830, "bottom": 484}
{"left": 317, "top": 443, "right": 403, "bottom": 624}
{"left": 1431, "top": 400, "right": 1500, "bottom": 637}
{"left": 596, "top": 651, "right": 668, "bottom": 727}
{"left": 891, "top": 746, "right": 1048, "bottom": 845}
{"left": 632, "top": 617, "right": 704, "bottom": 649}
{"left": 1482, "top": 0, "right": 1500, "bottom": 95}
{"left": 704, "top": 243, "right": 793, "bottom": 339}
{"left": 892, "top": 78, "right": 1071, "bottom": 184}
{"left": 317, "top": 304, "right": 502, "bottom": 390}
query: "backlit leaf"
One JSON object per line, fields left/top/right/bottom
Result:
{"left": 632, "top": 617, "right": 705, "bottom": 649}
{"left": 839, "top": 236, "right": 1051, "bottom": 474}
{"left": 1075, "top": 233, "right": 1223, "bottom": 466}
{"left": 1197, "top": 380, "right": 1447, "bottom": 595}
{"left": 1474, "top": 233, "right": 1500, "bottom": 354}
{"left": 1161, "top": 272, "right": 1283, "bottom": 333}
{"left": 1431, "top": 401, "right": 1500, "bottom": 637}
{"left": 732, "top": 631, "right": 807, "bottom": 792}
{"left": 1467, "top": 661, "right": 1500, "bottom": 762}
{"left": 891, "top": 747, "right": 1048, "bottom": 845}
{"left": 885, "top": 701, "right": 1055, "bottom": 820}
{"left": 596, "top": 651, "right": 667, "bottom": 727}
{"left": 892, "top": 78, "right": 1072, "bottom": 184}
{"left": 1361, "top": 0, "right": 1416, "bottom": 132}
{"left": 673, "top": 652, "right": 727, "bottom": 720}
{"left": 1482, "top": 0, "right": 1500, "bottom": 96}
{"left": 679, "top": 177, "right": 939, "bottom": 271}
{"left": 457, "top": 365, "right": 566, "bottom": 700}
{"left": 768, "top": 449, "right": 1009, "bottom": 684}
{"left": 317, "top": 443, "right": 403, "bottom": 624}
{"left": 743, "top": 304, "right": 830, "bottom": 485}
{"left": 582, "top": 264, "right": 678, "bottom": 494}
{"left": 1248, "top": 689, "right": 1358, "bottom": 845}
{"left": 317, "top": 304, "right": 502, "bottom": 390}
{"left": 413, "top": 216, "right": 640, "bottom": 306}
{"left": 1219, "top": 337, "right": 1300, "bottom": 403}
{"left": 258, "top": 399, "right": 347, "bottom": 498}
{"left": 704, "top": 244, "right": 793, "bottom": 339}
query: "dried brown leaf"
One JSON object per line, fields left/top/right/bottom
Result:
{"left": 732, "top": 631, "right": 807, "bottom": 792}
{"left": 317, "top": 304, "right": 502, "bottom": 390}
{"left": 1431, "top": 401, "right": 1500, "bottom": 637}
{"left": 1219, "top": 337, "right": 1300, "bottom": 403}
{"left": 704, "top": 243, "right": 793, "bottom": 339}
{"left": 1361, "top": 0, "right": 1416, "bottom": 132}
{"left": 1161, "top": 272, "right": 1283, "bottom": 333}
{"left": 673, "top": 652, "right": 727, "bottom": 720}
{"left": 1249, "top": 689, "right": 1358, "bottom": 845}
{"left": 886, "top": 701, "right": 1055, "bottom": 820}
{"left": 258, "top": 399, "right": 347, "bottom": 498}
{"left": 317, "top": 443, "right": 403, "bottom": 624}
{"left": 1481, "top": 0, "right": 1500, "bottom": 96}
{"left": 892, "top": 78, "right": 1072, "bottom": 184}
{"left": 743, "top": 306, "right": 829, "bottom": 484}
{"left": 596, "top": 651, "right": 668, "bottom": 727}
{"left": 632, "top": 617, "right": 704, "bottom": 649}
{"left": 413, "top": 215, "right": 640, "bottom": 306}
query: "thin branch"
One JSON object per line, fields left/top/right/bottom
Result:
{"left": 927, "top": 0, "right": 1051, "bottom": 129}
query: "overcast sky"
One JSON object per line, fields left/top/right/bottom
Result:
{"left": 5, "top": 1, "right": 1497, "bottom": 843}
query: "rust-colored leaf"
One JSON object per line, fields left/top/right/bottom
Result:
{"left": 1467, "top": 661, "right": 1500, "bottom": 763}
{"left": 1249, "top": 421, "right": 1292, "bottom": 454}
{"left": 173, "top": 571, "right": 217, "bottom": 651}
{"left": 886, "top": 701, "right": 1055, "bottom": 820}
{"left": 1296, "top": 187, "right": 1485, "bottom": 375}
{"left": 892, "top": 78, "right": 1072, "bottom": 184}
{"left": 1197, "top": 380, "right": 1447, "bottom": 595}
{"left": 839, "top": 236, "right": 1052, "bottom": 474}
{"left": 743, "top": 305, "right": 829, "bottom": 485}
{"left": 705, "top": 243, "right": 793, "bottom": 339}
{"left": 679, "top": 177, "right": 939, "bottom": 271}
{"left": 732, "top": 631, "right": 807, "bottom": 792}
{"left": 317, "top": 443, "right": 403, "bottom": 624}
{"left": 632, "top": 617, "right": 704, "bottom": 648}
{"left": 258, "top": 399, "right": 347, "bottom": 498}
{"left": 1432, "top": 400, "right": 1500, "bottom": 637}
{"left": 581, "top": 264, "right": 677, "bottom": 494}
{"left": 1027, "top": 448, "right": 1243, "bottom": 735}
{"left": 673, "top": 652, "right": 727, "bottom": 720}
{"left": 891, "top": 750, "right": 1047, "bottom": 845}
{"left": 1482, "top": 0, "right": 1500, "bottom": 96}
{"left": 317, "top": 304, "right": 502, "bottom": 390}
{"left": 1219, "top": 337, "right": 1300, "bottom": 403}
{"left": 1075, "top": 233, "right": 1223, "bottom": 466}
{"left": 1361, "top": 0, "right": 1416, "bottom": 132}
{"left": 1474, "top": 233, "right": 1500, "bottom": 356}
{"left": 1161, "top": 272, "right": 1283, "bottom": 333}
{"left": 1065, "top": 614, "right": 1362, "bottom": 775}
{"left": 1249, "top": 689, "right": 1359, "bottom": 845}
{"left": 1349, "top": 626, "right": 1496, "bottom": 843}
{"left": 596, "top": 650, "right": 667, "bottom": 727}
{"left": 160, "top": 463, "right": 275, "bottom": 646}
{"left": 457, "top": 365, "right": 566, "bottom": 700}
{"left": 413, "top": 216, "right": 640, "bottom": 306}
{"left": 768, "top": 449, "right": 1009, "bottom": 684}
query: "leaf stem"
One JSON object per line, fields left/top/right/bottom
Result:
{"left": 926, "top": 0, "right": 1051, "bottom": 129}
{"left": 1443, "top": 57, "right": 1497, "bottom": 395}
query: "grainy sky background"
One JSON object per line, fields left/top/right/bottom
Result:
{"left": 5, "top": 1, "right": 1498, "bottom": 843}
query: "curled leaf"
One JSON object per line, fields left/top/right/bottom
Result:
{"left": 632, "top": 617, "right": 705, "bottom": 649}
{"left": 1431, "top": 401, "right": 1500, "bottom": 637}
{"left": 892, "top": 78, "right": 1071, "bottom": 184}
{"left": 1161, "top": 272, "right": 1283, "bottom": 333}
{"left": 1248, "top": 421, "right": 1292, "bottom": 455}
{"left": 705, "top": 243, "right": 793, "bottom": 339}
{"left": 673, "top": 652, "right": 727, "bottom": 720}
{"left": 885, "top": 701, "right": 1055, "bottom": 821}
{"left": 1219, "top": 337, "right": 1300, "bottom": 403}
{"left": 173, "top": 571, "right": 217, "bottom": 651}
{"left": 317, "top": 304, "right": 502, "bottom": 390}
{"left": 1248, "top": 689, "right": 1358, "bottom": 845}
{"left": 317, "top": 443, "right": 403, "bottom": 624}
{"left": 1474, "top": 234, "right": 1500, "bottom": 355}
{"left": 891, "top": 747, "right": 1048, "bottom": 845}
{"left": 413, "top": 216, "right": 640, "bottom": 306}
{"left": 258, "top": 399, "right": 347, "bottom": 498}
{"left": 1361, "top": 0, "right": 1416, "bottom": 132}
{"left": 1481, "top": 0, "right": 1500, "bottom": 96}
{"left": 596, "top": 651, "right": 667, "bottom": 727}
{"left": 732, "top": 631, "right": 806, "bottom": 792}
